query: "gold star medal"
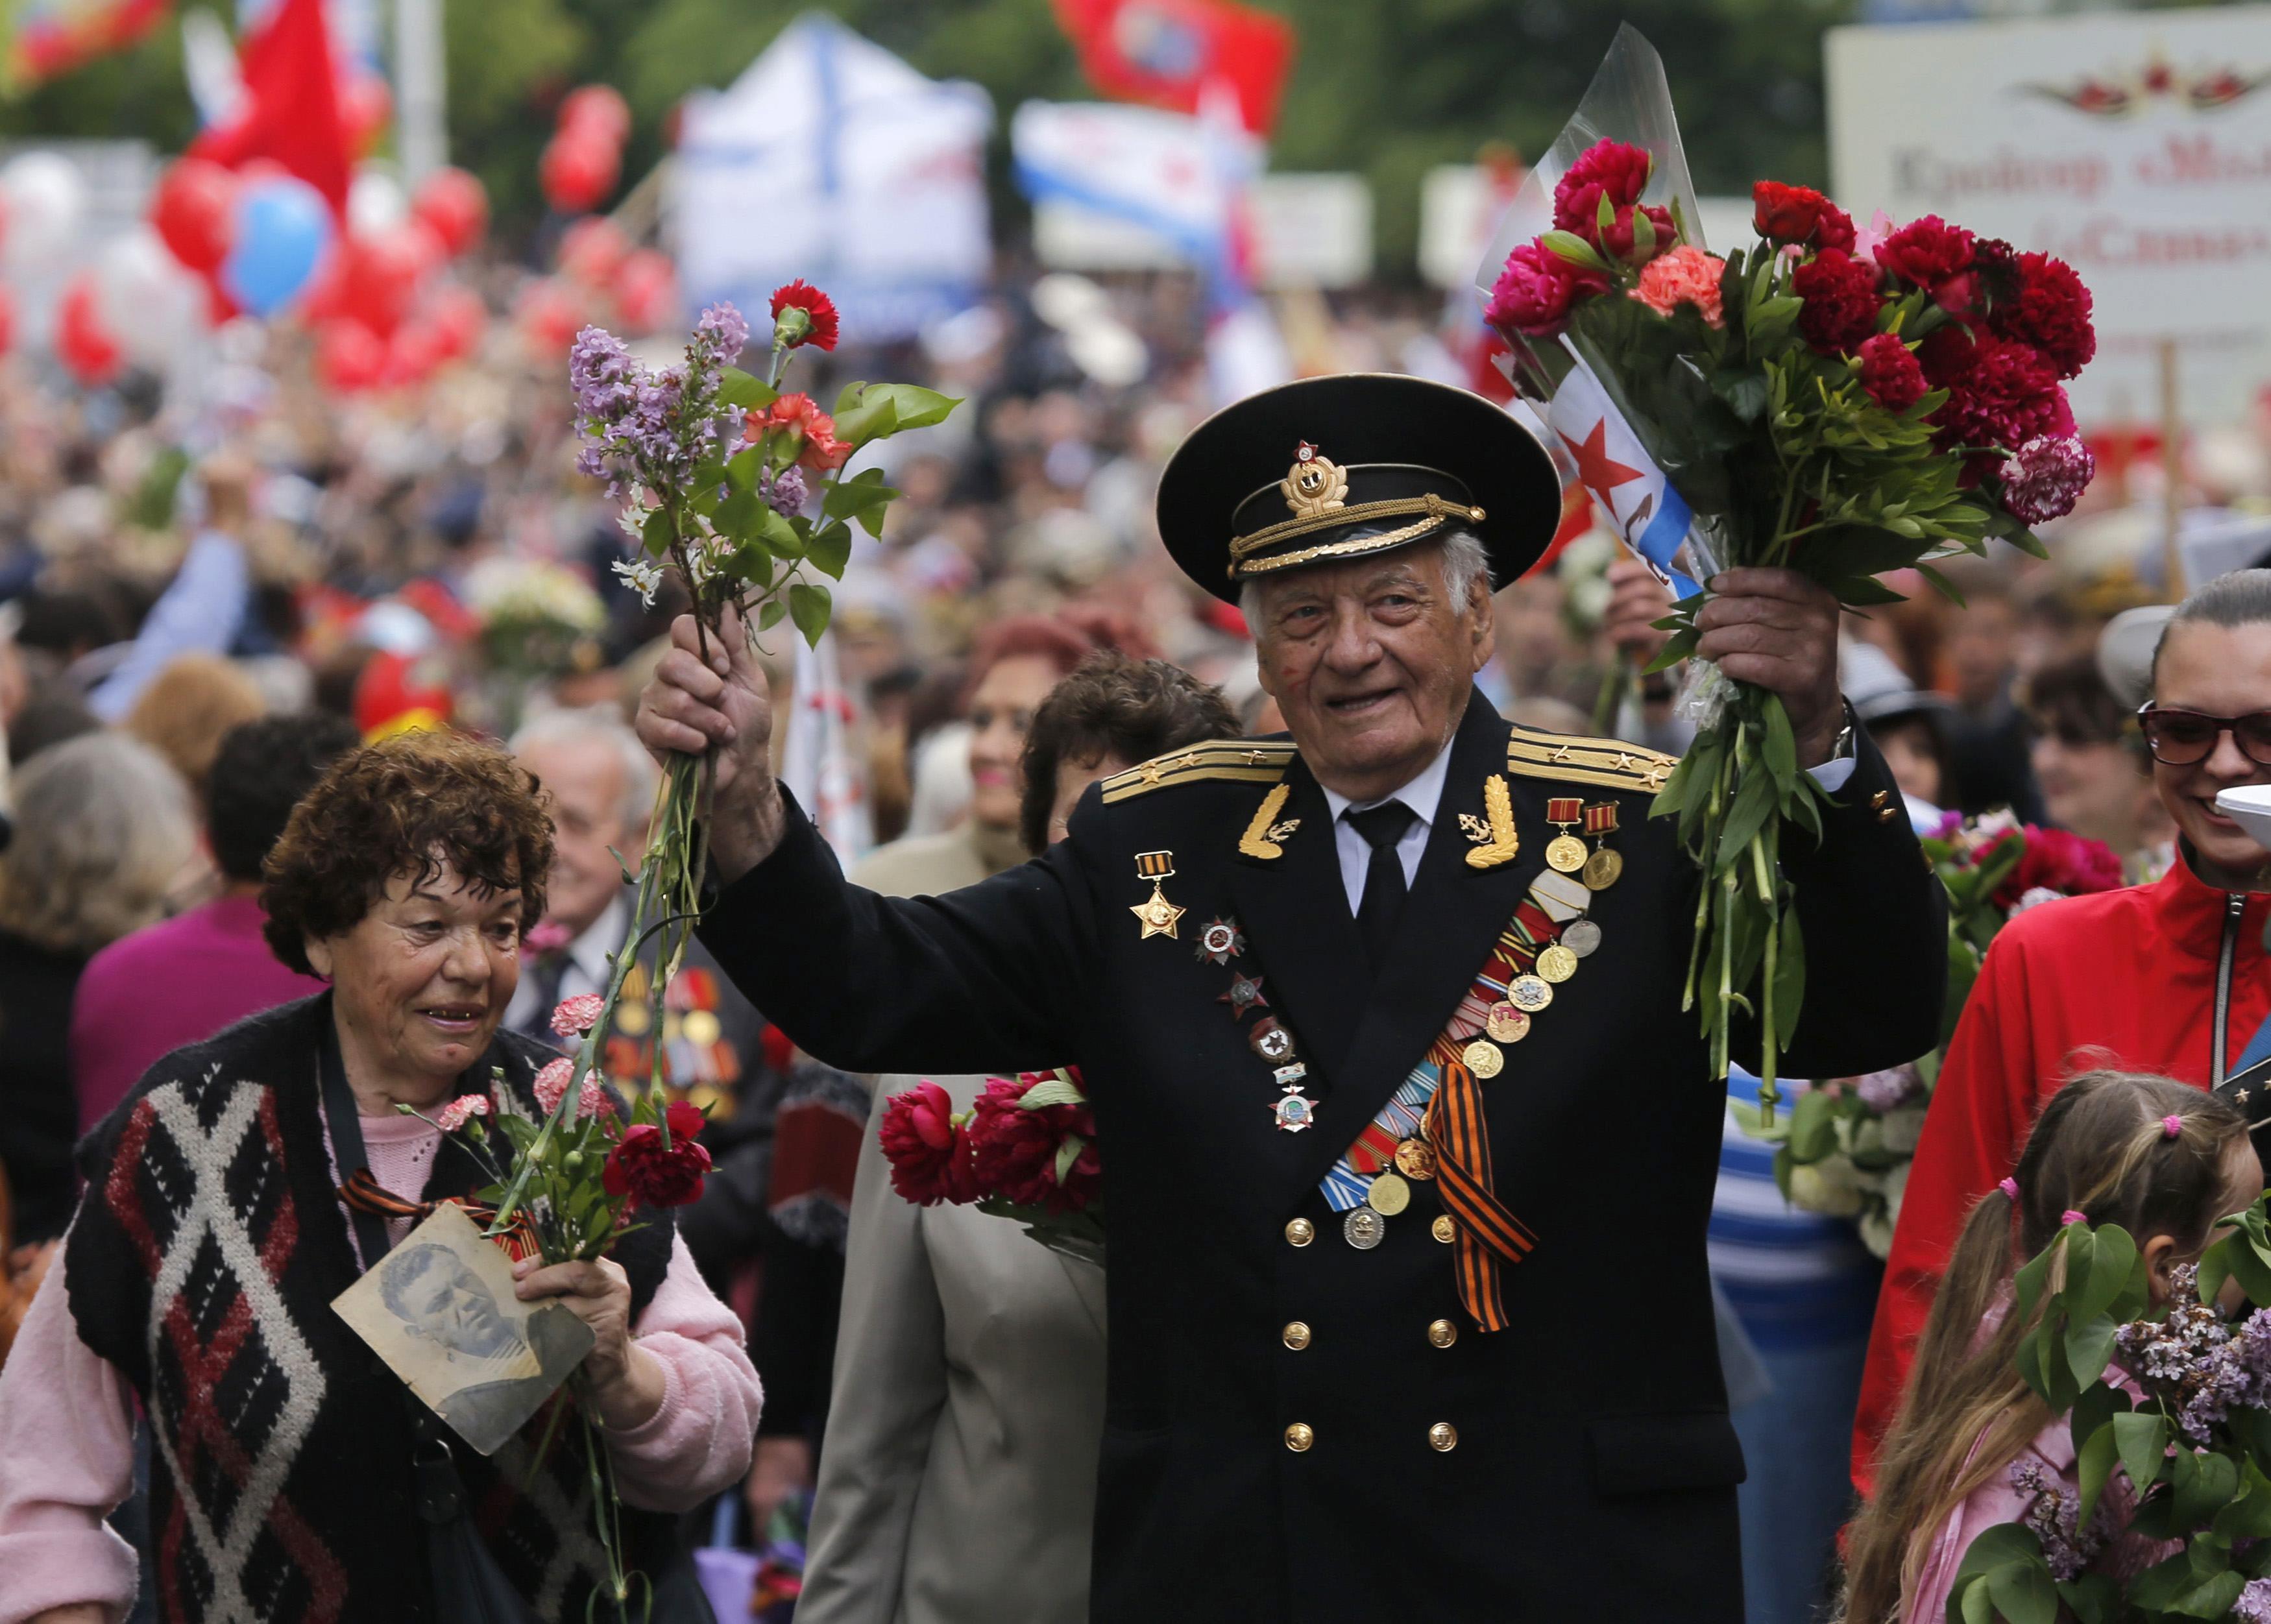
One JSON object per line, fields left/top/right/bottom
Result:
{"left": 1130, "top": 850, "right": 1185, "bottom": 940}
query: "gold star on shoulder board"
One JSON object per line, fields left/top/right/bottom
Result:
{"left": 1140, "top": 760, "right": 1165, "bottom": 785}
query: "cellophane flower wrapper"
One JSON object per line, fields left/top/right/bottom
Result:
{"left": 1473, "top": 24, "right": 2096, "bottom": 1104}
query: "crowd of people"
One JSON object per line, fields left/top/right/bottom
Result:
{"left": 0, "top": 247, "right": 2265, "bottom": 1623}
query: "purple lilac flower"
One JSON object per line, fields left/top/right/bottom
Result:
{"left": 2000, "top": 435, "right": 2096, "bottom": 526}
{"left": 2237, "top": 1577, "right": 2271, "bottom": 1624}
{"left": 1854, "top": 1067, "right": 1919, "bottom": 1113}
{"left": 694, "top": 302, "right": 750, "bottom": 363}
{"left": 763, "top": 465, "right": 808, "bottom": 517}
{"left": 2010, "top": 1457, "right": 2109, "bottom": 1581}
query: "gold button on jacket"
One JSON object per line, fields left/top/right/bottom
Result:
{"left": 1427, "top": 1318, "right": 1457, "bottom": 1349}
{"left": 1285, "top": 1217, "right": 1315, "bottom": 1247}
{"left": 1285, "top": 1422, "right": 1315, "bottom": 1453}
{"left": 1431, "top": 1215, "right": 1457, "bottom": 1244}
{"left": 1428, "top": 1422, "right": 1458, "bottom": 1452}
{"left": 1282, "top": 1321, "right": 1311, "bottom": 1351}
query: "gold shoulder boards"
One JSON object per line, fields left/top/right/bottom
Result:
{"left": 1099, "top": 739, "right": 1296, "bottom": 803}
{"left": 1506, "top": 726, "right": 1677, "bottom": 794}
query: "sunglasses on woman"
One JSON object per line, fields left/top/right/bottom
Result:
{"left": 2135, "top": 704, "right": 2271, "bottom": 768}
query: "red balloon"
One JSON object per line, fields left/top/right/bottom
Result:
{"left": 57, "top": 273, "right": 123, "bottom": 387}
{"left": 558, "top": 84, "right": 631, "bottom": 147}
{"left": 339, "top": 74, "right": 393, "bottom": 159}
{"left": 539, "top": 130, "right": 620, "bottom": 215}
{"left": 559, "top": 215, "right": 629, "bottom": 289}
{"left": 515, "top": 278, "right": 584, "bottom": 357}
{"left": 411, "top": 167, "right": 489, "bottom": 258}
{"left": 424, "top": 284, "right": 488, "bottom": 361}
{"left": 613, "top": 248, "right": 677, "bottom": 334}
{"left": 337, "top": 221, "right": 446, "bottom": 339}
{"left": 152, "top": 160, "right": 239, "bottom": 273}
{"left": 383, "top": 319, "right": 447, "bottom": 388}
{"left": 316, "top": 319, "right": 386, "bottom": 393}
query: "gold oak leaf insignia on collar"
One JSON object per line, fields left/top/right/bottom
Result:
{"left": 1240, "top": 782, "right": 1293, "bottom": 860}
{"left": 1463, "top": 775, "right": 1520, "bottom": 870}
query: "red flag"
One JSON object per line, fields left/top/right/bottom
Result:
{"left": 187, "top": 0, "right": 350, "bottom": 219}
{"left": 1052, "top": 0, "right": 1296, "bottom": 138}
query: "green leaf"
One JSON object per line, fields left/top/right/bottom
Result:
{"left": 714, "top": 369, "right": 777, "bottom": 412}
{"left": 788, "top": 581, "right": 832, "bottom": 647}
{"left": 1914, "top": 560, "right": 1968, "bottom": 608}
{"left": 641, "top": 505, "right": 674, "bottom": 554}
{"left": 2075, "top": 1418, "right": 2120, "bottom": 1529}
{"left": 715, "top": 489, "right": 760, "bottom": 535}
{"left": 1541, "top": 230, "right": 1613, "bottom": 276}
{"left": 1630, "top": 204, "right": 1658, "bottom": 261}
{"left": 1985, "top": 1560, "right": 2057, "bottom": 1624}
{"left": 1773, "top": 906, "right": 1805, "bottom": 1052}
{"left": 1019, "top": 1078, "right": 1086, "bottom": 1109}
{"left": 2061, "top": 1313, "right": 2119, "bottom": 1396}
{"left": 2113, "top": 1410, "right": 2170, "bottom": 1505}
{"left": 1054, "top": 1133, "right": 1086, "bottom": 1185}
{"left": 2214, "top": 1458, "right": 2271, "bottom": 1540}
{"left": 2172, "top": 1448, "right": 2241, "bottom": 1529}
{"left": 2071, "top": 1224, "right": 2136, "bottom": 1323}
{"left": 2055, "top": 1571, "right": 2119, "bottom": 1624}
{"left": 806, "top": 521, "right": 854, "bottom": 580}
{"left": 833, "top": 382, "right": 961, "bottom": 447}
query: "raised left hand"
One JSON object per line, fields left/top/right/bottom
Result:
{"left": 1694, "top": 568, "right": 1843, "bottom": 766}
{"left": 513, "top": 1254, "right": 663, "bottom": 1427}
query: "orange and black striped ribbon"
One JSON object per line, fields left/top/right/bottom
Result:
{"left": 338, "top": 1169, "right": 542, "bottom": 1264}
{"left": 1426, "top": 1061, "right": 1538, "bottom": 1333}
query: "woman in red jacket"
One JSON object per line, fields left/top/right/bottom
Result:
{"left": 1854, "top": 568, "right": 2271, "bottom": 1495}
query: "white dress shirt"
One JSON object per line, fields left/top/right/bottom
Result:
{"left": 1320, "top": 740, "right": 1457, "bottom": 916}
{"left": 503, "top": 893, "right": 625, "bottom": 1032}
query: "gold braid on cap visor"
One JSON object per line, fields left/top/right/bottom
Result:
{"left": 1226, "top": 492, "right": 1488, "bottom": 581}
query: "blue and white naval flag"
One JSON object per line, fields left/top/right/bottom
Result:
{"left": 1542, "top": 352, "right": 1715, "bottom": 599}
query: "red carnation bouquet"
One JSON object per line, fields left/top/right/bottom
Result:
{"left": 879, "top": 1068, "right": 1106, "bottom": 1266}
{"left": 1477, "top": 26, "right": 2098, "bottom": 1104}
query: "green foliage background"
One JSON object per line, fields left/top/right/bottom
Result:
{"left": 0, "top": 0, "right": 2246, "bottom": 275}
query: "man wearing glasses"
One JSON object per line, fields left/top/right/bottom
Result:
{"left": 1852, "top": 566, "right": 2271, "bottom": 1494}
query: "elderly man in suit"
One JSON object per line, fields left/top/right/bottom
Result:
{"left": 637, "top": 374, "right": 1944, "bottom": 1622}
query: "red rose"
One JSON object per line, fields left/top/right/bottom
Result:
{"left": 1752, "top": 182, "right": 1855, "bottom": 252}
{"left": 601, "top": 1121, "right": 712, "bottom": 1210}
{"left": 1990, "top": 252, "right": 2095, "bottom": 380}
{"left": 1873, "top": 215, "right": 1976, "bottom": 299}
{"left": 1993, "top": 826, "right": 2124, "bottom": 908}
{"left": 1551, "top": 141, "right": 1651, "bottom": 230}
{"left": 1485, "top": 240, "right": 1602, "bottom": 338}
{"left": 1597, "top": 202, "right": 1675, "bottom": 265}
{"left": 1932, "top": 337, "right": 2063, "bottom": 454}
{"left": 1791, "top": 248, "right": 1882, "bottom": 354}
{"left": 1855, "top": 333, "right": 1927, "bottom": 411}
{"left": 965, "top": 1076, "right": 1096, "bottom": 1215}
{"left": 877, "top": 1080, "right": 977, "bottom": 1206}
{"left": 768, "top": 279, "right": 840, "bottom": 351}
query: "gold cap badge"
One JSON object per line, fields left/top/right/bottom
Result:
{"left": 1280, "top": 441, "right": 1348, "bottom": 518}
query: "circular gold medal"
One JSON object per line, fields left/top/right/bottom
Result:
{"left": 1583, "top": 847, "right": 1624, "bottom": 890}
{"left": 1487, "top": 1005, "right": 1532, "bottom": 1044}
{"left": 1536, "top": 944, "right": 1579, "bottom": 984}
{"left": 1461, "top": 1039, "right": 1504, "bottom": 1079}
{"left": 681, "top": 1009, "right": 722, "bottom": 1047}
{"left": 1367, "top": 1171, "right": 1412, "bottom": 1215}
{"left": 1508, "top": 975, "right": 1554, "bottom": 1013}
{"left": 615, "top": 1000, "right": 651, "bottom": 1036}
{"left": 1546, "top": 834, "right": 1589, "bottom": 873}
{"left": 1394, "top": 1137, "right": 1438, "bottom": 1180}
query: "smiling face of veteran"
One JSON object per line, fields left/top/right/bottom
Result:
{"left": 1246, "top": 533, "right": 1496, "bottom": 803}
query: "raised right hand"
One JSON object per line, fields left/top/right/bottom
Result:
{"left": 633, "top": 605, "right": 784, "bottom": 882}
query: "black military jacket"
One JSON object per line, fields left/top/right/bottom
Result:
{"left": 699, "top": 690, "right": 1945, "bottom": 1623}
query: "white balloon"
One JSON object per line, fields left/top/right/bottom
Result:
{"left": 94, "top": 227, "right": 209, "bottom": 366}
{"left": 0, "top": 152, "right": 88, "bottom": 273}
{"left": 348, "top": 169, "right": 409, "bottom": 237}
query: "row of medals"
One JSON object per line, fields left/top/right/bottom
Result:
{"left": 1339, "top": 805, "right": 1622, "bottom": 1252}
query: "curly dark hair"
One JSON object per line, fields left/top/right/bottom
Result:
{"left": 208, "top": 713, "right": 362, "bottom": 883}
{"left": 261, "top": 731, "right": 555, "bottom": 976}
{"left": 1017, "top": 654, "right": 1241, "bottom": 854}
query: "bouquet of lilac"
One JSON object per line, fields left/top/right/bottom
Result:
{"left": 1949, "top": 1202, "right": 2271, "bottom": 1622}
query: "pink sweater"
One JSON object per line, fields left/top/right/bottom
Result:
{"left": 0, "top": 1109, "right": 762, "bottom": 1624}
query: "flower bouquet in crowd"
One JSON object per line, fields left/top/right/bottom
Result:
{"left": 460, "top": 555, "right": 609, "bottom": 728}
{"left": 407, "top": 995, "right": 715, "bottom": 1620}
{"left": 1475, "top": 25, "right": 2098, "bottom": 1104}
{"left": 879, "top": 1068, "right": 1106, "bottom": 1266}
{"left": 1751, "top": 814, "right": 2122, "bottom": 1253}
{"left": 1948, "top": 1200, "right": 2271, "bottom": 1621}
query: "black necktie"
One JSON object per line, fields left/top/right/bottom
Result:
{"left": 1347, "top": 801, "right": 1419, "bottom": 971}
{"left": 517, "top": 951, "right": 569, "bottom": 1045}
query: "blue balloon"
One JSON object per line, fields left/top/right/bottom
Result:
{"left": 218, "top": 176, "right": 335, "bottom": 317}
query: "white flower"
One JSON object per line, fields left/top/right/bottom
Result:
{"left": 2009, "top": 886, "right": 2064, "bottom": 917}
{"left": 1790, "top": 1159, "right": 1866, "bottom": 1218}
{"left": 612, "top": 557, "right": 664, "bottom": 606}
{"left": 1880, "top": 1104, "right": 1928, "bottom": 1157}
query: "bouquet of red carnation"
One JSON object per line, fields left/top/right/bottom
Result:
{"left": 1476, "top": 25, "right": 2098, "bottom": 1104}
{"left": 879, "top": 1068, "right": 1105, "bottom": 1266}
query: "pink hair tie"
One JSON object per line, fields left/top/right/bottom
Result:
{"left": 2163, "top": 1114, "right": 2185, "bottom": 1140}
{"left": 2062, "top": 1209, "right": 2088, "bottom": 1226}
{"left": 1997, "top": 1177, "right": 2019, "bottom": 1201}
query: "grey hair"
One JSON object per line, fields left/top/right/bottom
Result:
{"left": 2151, "top": 568, "right": 2271, "bottom": 689}
{"left": 0, "top": 733, "right": 195, "bottom": 954}
{"left": 509, "top": 706, "right": 662, "bottom": 833}
{"left": 1239, "top": 529, "right": 1492, "bottom": 633}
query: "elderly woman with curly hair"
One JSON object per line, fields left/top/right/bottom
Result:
{"left": 0, "top": 731, "right": 760, "bottom": 1624}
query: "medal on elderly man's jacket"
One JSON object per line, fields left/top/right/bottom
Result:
{"left": 1544, "top": 797, "right": 1588, "bottom": 873}
{"left": 1129, "top": 851, "right": 1185, "bottom": 940}
{"left": 1582, "top": 801, "right": 1624, "bottom": 891}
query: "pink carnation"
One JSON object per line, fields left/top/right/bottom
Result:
{"left": 435, "top": 1094, "right": 491, "bottom": 1132}
{"left": 533, "top": 1058, "right": 575, "bottom": 1114}
{"left": 1631, "top": 245, "right": 1725, "bottom": 326}
{"left": 1551, "top": 140, "right": 1651, "bottom": 229}
{"left": 1932, "top": 338, "right": 2065, "bottom": 454}
{"left": 1485, "top": 240, "right": 1603, "bottom": 338}
{"left": 1998, "top": 435, "right": 2096, "bottom": 526}
{"left": 550, "top": 993, "right": 606, "bottom": 1038}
